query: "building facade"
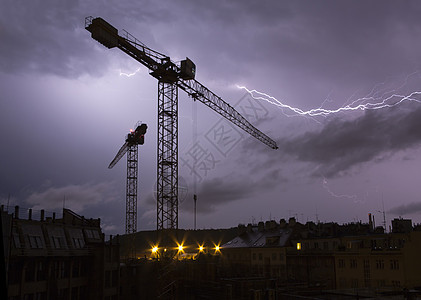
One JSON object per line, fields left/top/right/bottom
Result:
{"left": 2, "top": 206, "right": 120, "bottom": 300}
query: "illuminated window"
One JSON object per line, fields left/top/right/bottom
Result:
{"left": 297, "top": 243, "right": 301, "bottom": 250}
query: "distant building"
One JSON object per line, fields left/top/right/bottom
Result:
{"left": 1, "top": 206, "right": 120, "bottom": 300}
{"left": 221, "top": 216, "right": 421, "bottom": 298}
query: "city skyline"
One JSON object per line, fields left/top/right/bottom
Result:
{"left": 1, "top": 0, "right": 421, "bottom": 234}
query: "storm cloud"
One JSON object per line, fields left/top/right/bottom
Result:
{"left": 25, "top": 181, "right": 118, "bottom": 213}
{"left": 279, "top": 104, "right": 421, "bottom": 177}
{"left": 389, "top": 201, "right": 421, "bottom": 216}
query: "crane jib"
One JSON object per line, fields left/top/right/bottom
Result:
{"left": 85, "top": 16, "right": 277, "bottom": 150}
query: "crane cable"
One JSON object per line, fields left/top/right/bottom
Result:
{"left": 192, "top": 100, "right": 198, "bottom": 230}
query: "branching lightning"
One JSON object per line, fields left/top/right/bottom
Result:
{"left": 238, "top": 85, "right": 421, "bottom": 118}
{"left": 237, "top": 72, "right": 421, "bottom": 118}
{"left": 238, "top": 73, "right": 421, "bottom": 204}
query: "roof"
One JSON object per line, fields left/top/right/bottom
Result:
{"left": 222, "top": 226, "right": 293, "bottom": 249}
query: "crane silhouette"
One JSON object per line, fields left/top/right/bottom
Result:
{"left": 85, "top": 17, "right": 278, "bottom": 233}
{"left": 109, "top": 123, "right": 147, "bottom": 234}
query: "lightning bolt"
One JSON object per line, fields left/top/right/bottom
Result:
{"left": 119, "top": 67, "right": 142, "bottom": 77}
{"left": 239, "top": 73, "right": 421, "bottom": 204}
{"left": 238, "top": 85, "right": 421, "bottom": 118}
{"left": 322, "top": 177, "right": 363, "bottom": 203}
{"left": 237, "top": 72, "right": 421, "bottom": 118}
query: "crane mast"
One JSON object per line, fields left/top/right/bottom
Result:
{"left": 109, "top": 123, "right": 147, "bottom": 258}
{"left": 85, "top": 17, "right": 278, "bottom": 232}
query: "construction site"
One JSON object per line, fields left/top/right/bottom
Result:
{"left": 3, "top": 14, "right": 421, "bottom": 300}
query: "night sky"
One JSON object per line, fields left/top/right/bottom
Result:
{"left": 2, "top": 0, "right": 421, "bottom": 235}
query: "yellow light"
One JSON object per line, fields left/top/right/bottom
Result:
{"left": 297, "top": 242, "right": 301, "bottom": 250}
{"left": 178, "top": 245, "right": 184, "bottom": 251}
{"left": 152, "top": 246, "right": 158, "bottom": 253}
{"left": 199, "top": 246, "right": 204, "bottom": 252}
{"left": 164, "top": 248, "right": 167, "bottom": 252}
{"left": 215, "top": 245, "right": 220, "bottom": 251}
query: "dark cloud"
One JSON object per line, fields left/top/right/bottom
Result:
{"left": 189, "top": 177, "right": 254, "bottom": 214}
{"left": 389, "top": 202, "right": 421, "bottom": 216}
{"left": 25, "top": 182, "right": 118, "bottom": 213}
{"left": 0, "top": 0, "right": 166, "bottom": 78}
{"left": 278, "top": 103, "right": 421, "bottom": 177}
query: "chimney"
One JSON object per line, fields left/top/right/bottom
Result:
{"left": 40, "top": 210, "right": 45, "bottom": 222}
{"left": 247, "top": 223, "right": 253, "bottom": 233}
{"left": 369, "top": 213, "right": 373, "bottom": 232}
{"left": 28, "top": 209, "right": 32, "bottom": 220}
{"left": 265, "top": 220, "right": 277, "bottom": 231}
{"left": 288, "top": 217, "right": 296, "bottom": 227}
{"left": 53, "top": 212, "right": 56, "bottom": 222}
{"left": 238, "top": 224, "right": 246, "bottom": 236}
{"left": 14, "top": 206, "right": 19, "bottom": 219}
{"left": 279, "top": 219, "right": 287, "bottom": 229}
{"left": 258, "top": 221, "right": 265, "bottom": 232}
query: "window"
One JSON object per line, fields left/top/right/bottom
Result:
{"left": 105, "top": 270, "right": 111, "bottom": 288}
{"left": 71, "top": 287, "right": 78, "bottom": 300}
{"left": 58, "top": 288, "right": 69, "bottom": 300}
{"left": 376, "top": 259, "right": 384, "bottom": 269}
{"left": 72, "top": 237, "right": 85, "bottom": 249}
{"left": 272, "top": 253, "right": 277, "bottom": 261}
{"left": 252, "top": 253, "right": 256, "bottom": 260}
{"left": 84, "top": 229, "right": 100, "bottom": 239}
{"left": 34, "top": 292, "right": 47, "bottom": 300}
{"left": 258, "top": 253, "right": 263, "bottom": 261}
{"left": 54, "top": 261, "right": 69, "bottom": 279}
{"left": 112, "top": 270, "right": 118, "bottom": 287}
{"left": 392, "top": 280, "right": 401, "bottom": 287}
{"left": 52, "top": 236, "right": 65, "bottom": 249}
{"left": 390, "top": 260, "right": 399, "bottom": 270}
{"left": 28, "top": 235, "right": 43, "bottom": 249}
{"left": 24, "top": 294, "right": 34, "bottom": 300}
{"left": 72, "top": 260, "right": 80, "bottom": 278}
{"left": 25, "top": 261, "right": 36, "bottom": 282}
{"left": 37, "top": 261, "right": 46, "bottom": 281}
{"left": 350, "top": 259, "right": 357, "bottom": 269}
{"left": 13, "top": 227, "right": 21, "bottom": 248}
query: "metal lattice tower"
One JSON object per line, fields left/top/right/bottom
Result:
{"left": 157, "top": 81, "right": 178, "bottom": 230}
{"left": 108, "top": 123, "right": 147, "bottom": 258}
{"left": 85, "top": 17, "right": 278, "bottom": 235}
{"left": 126, "top": 144, "right": 138, "bottom": 234}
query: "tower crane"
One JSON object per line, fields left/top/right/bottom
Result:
{"left": 85, "top": 17, "right": 278, "bottom": 233}
{"left": 108, "top": 123, "right": 147, "bottom": 242}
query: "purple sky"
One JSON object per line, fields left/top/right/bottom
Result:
{"left": 1, "top": 0, "right": 421, "bottom": 234}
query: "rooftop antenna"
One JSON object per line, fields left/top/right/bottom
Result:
{"left": 376, "top": 192, "right": 387, "bottom": 232}
{"left": 7, "top": 194, "right": 10, "bottom": 212}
